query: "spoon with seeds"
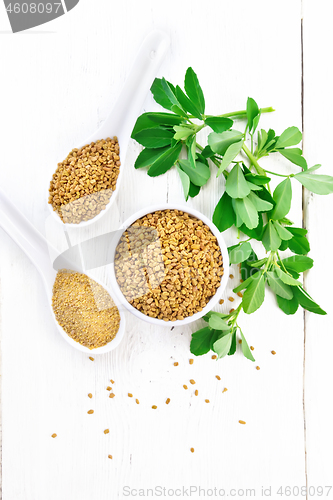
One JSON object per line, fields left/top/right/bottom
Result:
{"left": 0, "top": 187, "right": 126, "bottom": 354}
{"left": 47, "top": 30, "right": 170, "bottom": 227}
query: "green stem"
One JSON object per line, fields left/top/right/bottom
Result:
{"left": 276, "top": 250, "right": 292, "bottom": 276}
{"left": 242, "top": 143, "right": 265, "bottom": 176}
{"left": 264, "top": 169, "right": 290, "bottom": 178}
{"left": 196, "top": 142, "right": 228, "bottom": 177}
{"left": 188, "top": 106, "right": 275, "bottom": 121}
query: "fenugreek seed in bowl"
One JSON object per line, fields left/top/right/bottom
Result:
{"left": 112, "top": 206, "right": 229, "bottom": 326}
{"left": 48, "top": 137, "right": 120, "bottom": 225}
{"left": 52, "top": 269, "right": 122, "bottom": 350}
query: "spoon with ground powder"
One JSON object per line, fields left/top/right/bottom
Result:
{"left": 47, "top": 30, "right": 170, "bottom": 226}
{"left": 0, "top": 188, "right": 125, "bottom": 353}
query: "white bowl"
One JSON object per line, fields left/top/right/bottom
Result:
{"left": 109, "top": 204, "right": 229, "bottom": 327}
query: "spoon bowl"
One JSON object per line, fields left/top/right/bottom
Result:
{"left": 47, "top": 30, "right": 170, "bottom": 228}
{"left": 0, "top": 188, "right": 126, "bottom": 354}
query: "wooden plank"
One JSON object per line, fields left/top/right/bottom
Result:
{"left": 0, "top": 1, "right": 306, "bottom": 498}
{"left": 302, "top": 0, "right": 333, "bottom": 492}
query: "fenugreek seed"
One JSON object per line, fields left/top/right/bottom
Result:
{"left": 240, "top": 279, "right": 244, "bottom": 283}
{"left": 239, "top": 420, "right": 246, "bottom": 425}
{"left": 216, "top": 375, "right": 221, "bottom": 380}
{"left": 89, "top": 357, "right": 94, "bottom": 361}
{"left": 229, "top": 274, "right": 234, "bottom": 279}
{"left": 271, "top": 350, "right": 276, "bottom": 355}
{"left": 190, "top": 379, "right": 195, "bottom": 385}
{"left": 256, "top": 366, "right": 260, "bottom": 370}
{"left": 51, "top": 433, "right": 57, "bottom": 438}
{"left": 195, "top": 390, "right": 198, "bottom": 396}
{"left": 238, "top": 339, "right": 242, "bottom": 344}
{"left": 136, "top": 399, "right": 140, "bottom": 404}
{"left": 229, "top": 308, "right": 235, "bottom": 313}
{"left": 108, "top": 455, "right": 113, "bottom": 459}
{"left": 205, "top": 399, "right": 210, "bottom": 403}
{"left": 166, "top": 398, "right": 171, "bottom": 405}
{"left": 104, "top": 429, "right": 109, "bottom": 434}
{"left": 219, "top": 299, "right": 224, "bottom": 305}
{"left": 183, "top": 385, "right": 188, "bottom": 390}
{"left": 237, "top": 292, "right": 243, "bottom": 298}
{"left": 106, "top": 386, "right": 112, "bottom": 391}
{"left": 87, "top": 410, "right": 94, "bottom": 414}
{"left": 110, "top": 379, "right": 115, "bottom": 384}
{"left": 128, "top": 393, "right": 133, "bottom": 398}
{"left": 88, "top": 393, "right": 93, "bottom": 398}
{"left": 212, "top": 355, "right": 217, "bottom": 360}
{"left": 222, "top": 388, "right": 228, "bottom": 393}
{"left": 152, "top": 405, "right": 157, "bottom": 409}
{"left": 190, "top": 448, "right": 195, "bottom": 453}
{"left": 189, "top": 359, "right": 194, "bottom": 365}
{"left": 174, "top": 362, "right": 179, "bottom": 366}
{"left": 109, "top": 393, "right": 115, "bottom": 398}
{"left": 250, "top": 346, "right": 254, "bottom": 351}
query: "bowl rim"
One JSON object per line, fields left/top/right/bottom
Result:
{"left": 109, "top": 203, "right": 229, "bottom": 327}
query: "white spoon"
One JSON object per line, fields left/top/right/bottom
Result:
{"left": 0, "top": 187, "right": 126, "bottom": 354}
{"left": 47, "top": 30, "right": 170, "bottom": 227}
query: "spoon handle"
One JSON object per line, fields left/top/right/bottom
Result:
{"left": 0, "top": 188, "right": 55, "bottom": 291}
{"left": 88, "top": 30, "right": 170, "bottom": 144}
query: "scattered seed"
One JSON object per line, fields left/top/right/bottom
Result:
{"left": 189, "top": 379, "right": 196, "bottom": 385}
{"left": 87, "top": 410, "right": 94, "bottom": 414}
{"left": 195, "top": 390, "right": 198, "bottom": 396}
{"left": 256, "top": 366, "right": 260, "bottom": 370}
{"left": 51, "top": 433, "right": 57, "bottom": 438}
{"left": 238, "top": 339, "right": 242, "bottom": 344}
{"left": 229, "top": 308, "right": 235, "bottom": 313}
{"left": 237, "top": 292, "right": 243, "bottom": 298}
{"left": 229, "top": 274, "right": 234, "bottom": 279}
{"left": 271, "top": 350, "right": 276, "bottom": 355}
{"left": 106, "top": 386, "right": 112, "bottom": 391}
{"left": 128, "top": 393, "right": 133, "bottom": 398}
{"left": 190, "top": 448, "right": 195, "bottom": 453}
{"left": 109, "top": 393, "right": 115, "bottom": 398}
{"left": 250, "top": 346, "right": 254, "bottom": 351}
{"left": 104, "top": 429, "right": 109, "bottom": 434}
{"left": 239, "top": 420, "right": 246, "bottom": 425}
{"left": 212, "top": 355, "right": 217, "bottom": 360}
{"left": 88, "top": 393, "right": 93, "bottom": 398}
{"left": 216, "top": 375, "right": 221, "bottom": 380}
{"left": 136, "top": 399, "right": 140, "bottom": 404}
{"left": 183, "top": 385, "right": 188, "bottom": 390}
{"left": 174, "top": 362, "right": 179, "bottom": 366}
{"left": 228, "top": 296, "right": 235, "bottom": 302}
{"left": 166, "top": 398, "right": 171, "bottom": 405}
{"left": 205, "top": 399, "right": 210, "bottom": 403}
{"left": 240, "top": 279, "right": 244, "bottom": 283}
{"left": 219, "top": 299, "right": 224, "bottom": 305}
{"left": 108, "top": 455, "right": 113, "bottom": 459}
{"left": 89, "top": 357, "right": 94, "bottom": 361}
{"left": 222, "top": 388, "right": 228, "bottom": 393}
{"left": 152, "top": 405, "right": 157, "bottom": 409}
{"left": 189, "top": 359, "right": 194, "bottom": 365}
{"left": 110, "top": 379, "right": 115, "bottom": 384}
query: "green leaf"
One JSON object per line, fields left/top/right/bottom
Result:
{"left": 278, "top": 148, "right": 307, "bottom": 170}
{"left": 287, "top": 233, "right": 310, "bottom": 255}
{"left": 249, "top": 258, "right": 267, "bottom": 268}
{"left": 246, "top": 97, "right": 259, "bottom": 132}
{"left": 248, "top": 191, "right": 273, "bottom": 212}
{"left": 210, "top": 330, "right": 221, "bottom": 352}
{"left": 171, "top": 104, "right": 188, "bottom": 118}
{"left": 187, "top": 135, "right": 197, "bottom": 170}
{"left": 208, "top": 130, "right": 244, "bottom": 156}
{"left": 176, "top": 165, "right": 190, "bottom": 200}
{"left": 147, "top": 142, "right": 182, "bottom": 177}
{"left": 150, "top": 78, "right": 174, "bottom": 111}
{"left": 294, "top": 171, "right": 333, "bottom": 195}
{"left": 132, "top": 113, "right": 159, "bottom": 137}
{"left": 276, "top": 291, "right": 299, "bottom": 315}
{"left": 241, "top": 249, "right": 260, "bottom": 282}
{"left": 204, "top": 311, "right": 230, "bottom": 321}
{"left": 208, "top": 315, "right": 231, "bottom": 331}
{"left": 175, "top": 85, "right": 202, "bottom": 119}
{"left": 226, "top": 164, "right": 251, "bottom": 199}
{"left": 201, "top": 145, "right": 215, "bottom": 158}
{"left": 242, "top": 271, "right": 266, "bottom": 314}
{"left": 239, "top": 214, "right": 264, "bottom": 241}
{"left": 217, "top": 140, "right": 244, "bottom": 177}
{"left": 184, "top": 67, "right": 205, "bottom": 115}
{"left": 234, "top": 197, "right": 259, "bottom": 229}
{"left": 240, "top": 330, "right": 255, "bottom": 361}
{"left": 246, "top": 181, "right": 262, "bottom": 191}
{"left": 267, "top": 271, "right": 293, "bottom": 299}
{"left": 257, "top": 129, "right": 268, "bottom": 153}
{"left": 288, "top": 227, "right": 307, "bottom": 236}
{"left": 213, "top": 332, "right": 232, "bottom": 359}
{"left": 161, "top": 78, "right": 183, "bottom": 110}
{"left": 228, "top": 329, "right": 237, "bottom": 356}
{"left": 271, "top": 178, "right": 292, "bottom": 220}
{"left": 178, "top": 159, "right": 210, "bottom": 187}
{"left": 245, "top": 173, "right": 271, "bottom": 185}
{"left": 173, "top": 125, "right": 195, "bottom": 141}
{"left": 275, "top": 267, "right": 301, "bottom": 286}
{"left": 279, "top": 255, "right": 314, "bottom": 273}
{"left": 293, "top": 287, "right": 327, "bottom": 315}
{"left": 228, "top": 241, "right": 253, "bottom": 264}
{"left": 134, "top": 127, "right": 174, "bottom": 148}
{"left": 213, "top": 192, "right": 236, "bottom": 232}
{"left": 190, "top": 327, "right": 214, "bottom": 356}
{"left": 252, "top": 112, "right": 261, "bottom": 134}
{"left": 275, "top": 126, "right": 302, "bottom": 148}
{"left": 272, "top": 221, "right": 293, "bottom": 240}
{"left": 188, "top": 182, "right": 200, "bottom": 198}
{"left": 205, "top": 116, "right": 233, "bottom": 133}
{"left": 134, "top": 146, "right": 170, "bottom": 169}
{"left": 146, "top": 112, "right": 183, "bottom": 126}
{"left": 262, "top": 221, "right": 282, "bottom": 251}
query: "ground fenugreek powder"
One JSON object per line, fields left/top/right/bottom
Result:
{"left": 48, "top": 137, "right": 120, "bottom": 224}
{"left": 114, "top": 210, "right": 224, "bottom": 321}
{"left": 52, "top": 269, "right": 120, "bottom": 349}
